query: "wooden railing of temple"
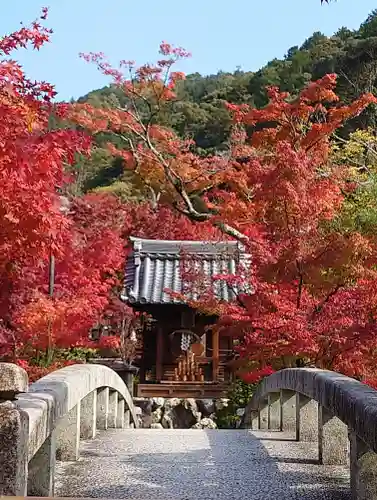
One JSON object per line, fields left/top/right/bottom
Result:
{"left": 136, "top": 381, "right": 230, "bottom": 398}
{"left": 137, "top": 354, "right": 231, "bottom": 398}
{"left": 241, "top": 367, "right": 377, "bottom": 499}
{"left": 0, "top": 363, "right": 139, "bottom": 497}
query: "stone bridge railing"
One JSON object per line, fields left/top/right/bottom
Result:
{"left": 241, "top": 367, "right": 377, "bottom": 499}
{"left": 0, "top": 362, "right": 139, "bottom": 497}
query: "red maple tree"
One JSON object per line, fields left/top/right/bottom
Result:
{"left": 73, "top": 45, "right": 377, "bottom": 384}
{"left": 217, "top": 77, "right": 377, "bottom": 383}
{"left": 0, "top": 12, "right": 133, "bottom": 379}
{"left": 0, "top": 10, "right": 90, "bottom": 361}
{"left": 2, "top": 7, "right": 375, "bottom": 387}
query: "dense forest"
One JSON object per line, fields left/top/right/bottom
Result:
{"left": 72, "top": 9, "right": 377, "bottom": 197}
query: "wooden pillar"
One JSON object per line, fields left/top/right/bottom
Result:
{"left": 139, "top": 327, "right": 146, "bottom": 383}
{"left": 156, "top": 326, "right": 163, "bottom": 381}
{"left": 212, "top": 329, "right": 219, "bottom": 382}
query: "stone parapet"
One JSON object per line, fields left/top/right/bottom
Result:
{"left": 241, "top": 368, "right": 377, "bottom": 499}
{"left": 0, "top": 362, "right": 138, "bottom": 496}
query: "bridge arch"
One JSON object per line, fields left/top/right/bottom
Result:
{"left": 241, "top": 367, "right": 377, "bottom": 498}
{"left": 0, "top": 362, "right": 139, "bottom": 497}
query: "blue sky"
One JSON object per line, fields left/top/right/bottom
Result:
{"left": 1, "top": 1, "right": 376, "bottom": 101}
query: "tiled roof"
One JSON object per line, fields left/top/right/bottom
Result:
{"left": 121, "top": 237, "right": 250, "bottom": 305}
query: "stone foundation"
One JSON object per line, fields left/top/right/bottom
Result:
{"left": 133, "top": 397, "right": 230, "bottom": 429}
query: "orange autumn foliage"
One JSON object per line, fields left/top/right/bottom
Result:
{"left": 72, "top": 43, "right": 377, "bottom": 383}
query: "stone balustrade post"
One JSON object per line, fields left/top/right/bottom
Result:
{"left": 108, "top": 391, "right": 118, "bottom": 428}
{"left": 124, "top": 408, "right": 131, "bottom": 428}
{"left": 97, "top": 387, "right": 109, "bottom": 430}
{"left": 268, "top": 392, "right": 280, "bottom": 430}
{"left": 349, "top": 431, "right": 377, "bottom": 499}
{"left": 0, "top": 363, "right": 29, "bottom": 496}
{"left": 295, "top": 393, "right": 318, "bottom": 442}
{"left": 56, "top": 403, "right": 81, "bottom": 461}
{"left": 280, "top": 389, "right": 296, "bottom": 433}
{"left": 28, "top": 432, "right": 56, "bottom": 496}
{"left": 240, "top": 408, "right": 258, "bottom": 429}
{"left": 123, "top": 369, "right": 135, "bottom": 397}
{"left": 250, "top": 410, "right": 259, "bottom": 430}
{"left": 116, "top": 398, "right": 125, "bottom": 429}
{"left": 258, "top": 396, "right": 269, "bottom": 430}
{"left": 80, "top": 390, "right": 97, "bottom": 440}
{"left": 318, "top": 405, "right": 348, "bottom": 466}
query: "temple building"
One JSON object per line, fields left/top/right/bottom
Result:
{"left": 122, "top": 236, "right": 249, "bottom": 399}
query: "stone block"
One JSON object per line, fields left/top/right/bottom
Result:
{"left": 161, "top": 412, "right": 174, "bottom": 429}
{"left": 124, "top": 409, "right": 131, "bottom": 428}
{"left": 318, "top": 405, "right": 348, "bottom": 465}
{"left": 117, "top": 398, "right": 125, "bottom": 429}
{"left": 355, "top": 451, "right": 377, "bottom": 499}
{"left": 161, "top": 399, "right": 201, "bottom": 429}
{"left": 215, "top": 398, "right": 229, "bottom": 411}
{"left": 164, "top": 398, "right": 181, "bottom": 410}
{"left": 296, "top": 393, "right": 318, "bottom": 442}
{"left": 97, "top": 387, "right": 109, "bottom": 430}
{"left": 280, "top": 389, "right": 296, "bottom": 433}
{"left": 349, "top": 431, "right": 376, "bottom": 499}
{"left": 197, "top": 399, "right": 215, "bottom": 416}
{"left": 251, "top": 410, "right": 259, "bottom": 430}
{"left": 56, "top": 404, "right": 80, "bottom": 461}
{"left": 133, "top": 398, "right": 152, "bottom": 428}
{"left": 199, "top": 417, "right": 217, "bottom": 429}
{"left": 123, "top": 369, "right": 135, "bottom": 396}
{"left": 241, "top": 407, "right": 258, "bottom": 429}
{"left": 0, "top": 402, "right": 29, "bottom": 496}
{"left": 133, "top": 397, "right": 153, "bottom": 415}
{"left": 152, "top": 397, "right": 165, "bottom": 409}
{"left": 152, "top": 407, "right": 163, "bottom": 424}
{"left": 0, "top": 363, "right": 28, "bottom": 400}
{"left": 268, "top": 392, "right": 280, "bottom": 430}
{"left": 28, "top": 431, "right": 56, "bottom": 496}
{"left": 108, "top": 391, "right": 118, "bottom": 428}
{"left": 151, "top": 423, "right": 163, "bottom": 429}
{"left": 258, "top": 397, "right": 269, "bottom": 430}
{"left": 80, "top": 390, "right": 97, "bottom": 439}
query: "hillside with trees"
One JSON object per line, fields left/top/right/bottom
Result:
{"left": 72, "top": 9, "right": 377, "bottom": 198}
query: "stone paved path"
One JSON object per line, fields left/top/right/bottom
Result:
{"left": 55, "top": 429, "right": 351, "bottom": 499}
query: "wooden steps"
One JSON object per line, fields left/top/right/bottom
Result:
{"left": 137, "top": 381, "right": 230, "bottom": 399}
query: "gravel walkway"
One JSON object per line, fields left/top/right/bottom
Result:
{"left": 55, "top": 429, "right": 351, "bottom": 499}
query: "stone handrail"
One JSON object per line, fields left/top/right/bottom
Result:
{"left": 0, "top": 363, "right": 139, "bottom": 498}
{"left": 241, "top": 367, "right": 377, "bottom": 499}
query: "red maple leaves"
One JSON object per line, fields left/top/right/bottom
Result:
{"left": 2, "top": 7, "right": 377, "bottom": 388}
{"left": 217, "top": 78, "right": 377, "bottom": 380}
{"left": 72, "top": 39, "right": 377, "bottom": 382}
{"left": 0, "top": 11, "right": 96, "bottom": 373}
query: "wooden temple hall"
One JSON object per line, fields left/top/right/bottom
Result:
{"left": 121, "top": 237, "right": 250, "bottom": 399}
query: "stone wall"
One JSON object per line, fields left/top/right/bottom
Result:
{"left": 133, "top": 397, "right": 231, "bottom": 429}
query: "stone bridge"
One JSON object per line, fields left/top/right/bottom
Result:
{"left": 0, "top": 363, "right": 377, "bottom": 499}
